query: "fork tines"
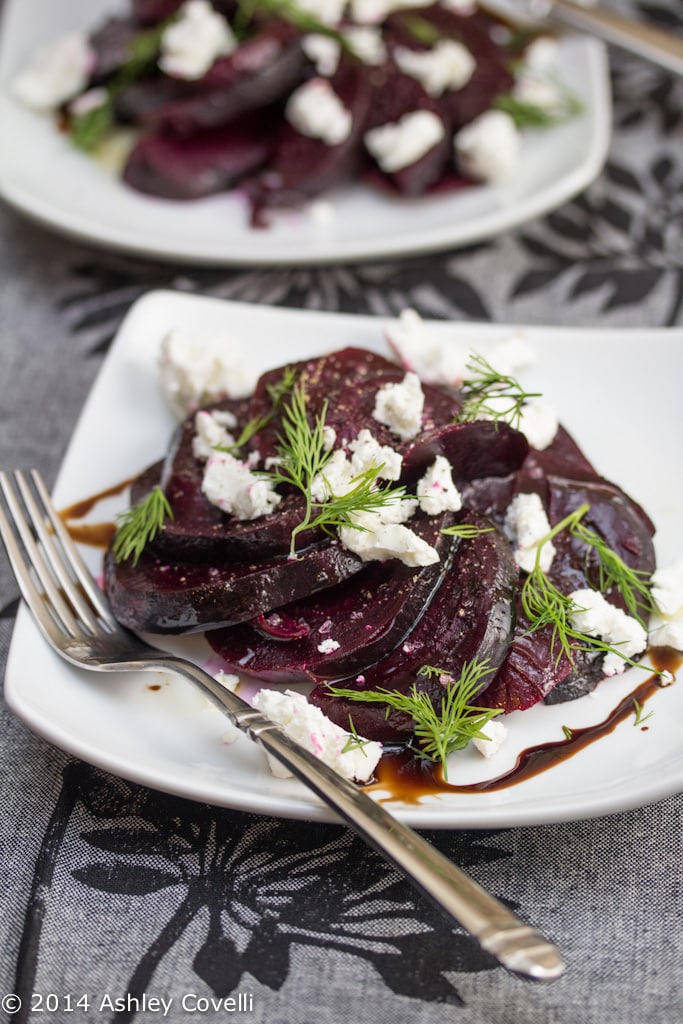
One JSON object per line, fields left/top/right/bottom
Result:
{"left": 0, "top": 469, "right": 117, "bottom": 646}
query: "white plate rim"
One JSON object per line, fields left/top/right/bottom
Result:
{"left": 4, "top": 291, "right": 683, "bottom": 827}
{"left": 0, "top": 0, "right": 611, "bottom": 266}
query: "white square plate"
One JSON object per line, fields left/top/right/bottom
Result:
{"left": 4, "top": 291, "right": 683, "bottom": 826}
{"left": 0, "top": 0, "right": 610, "bottom": 265}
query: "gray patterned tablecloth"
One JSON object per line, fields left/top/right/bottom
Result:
{"left": 1, "top": 2, "right": 682, "bottom": 1022}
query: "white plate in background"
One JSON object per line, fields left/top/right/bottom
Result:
{"left": 0, "top": 0, "right": 610, "bottom": 265}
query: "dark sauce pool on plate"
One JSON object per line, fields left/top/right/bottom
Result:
{"left": 370, "top": 648, "right": 680, "bottom": 804}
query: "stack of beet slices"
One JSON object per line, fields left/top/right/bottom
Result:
{"left": 105, "top": 345, "right": 656, "bottom": 745}
{"left": 80, "top": 2, "right": 520, "bottom": 219}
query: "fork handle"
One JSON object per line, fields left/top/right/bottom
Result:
{"left": 536, "top": 0, "right": 683, "bottom": 77}
{"left": 156, "top": 656, "right": 565, "bottom": 980}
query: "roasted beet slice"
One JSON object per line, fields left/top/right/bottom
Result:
{"left": 90, "top": 18, "right": 143, "bottom": 81}
{"left": 116, "top": 23, "right": 305, "bottom": 136}
{"left": 248, "top": 346, "right": 463, "bottom": 466}
{"left": 245, "top": 56, "right": 373, "bottom": 216}
{"left": 206, "top": 512, "right": 455, "bottom": 683}
{"left": 104, "top": 540, "right": 363, "bottom": 634}
{"left": 131, "top": 0, "right": 185, "bottom": 22}
{"left": 479, "top": 476, "right": 656, "bottom": 713}
{"left": 401, "top": 420, "right": 528, "bottom": 484}
{"left": 309, "top": 511, "right": 517, "bottom": 742}
{"left": 122, "top": 116, "right": 275, "bottom": 199}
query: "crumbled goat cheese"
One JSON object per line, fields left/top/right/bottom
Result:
{"left": 322, "top": 425, "right": 337, "bottom": 451}
{"left": 385, "top": 308, "right": 471, "bottom": 385}
{"left": 285, "top": 78, "right": 352, "bottom": 145}
{"left": 372, "top": 372, "right": 425, "bottom": 440}
{"left": 317, "top": 638, "right": 341, "bottom": 654}
{"left": 343, "top": 26, "right": 387, "bottom": 65}
{"left": 648, "top": 557, "right": 683, "bottom": 651}
{"left": 504, "top": 492, "right": 555, "bottom": 573}
{"left": 569, "top": 589, "right": 648, "bottom": 675}
{"left": 252, "top": 688, "right": 382, "bottom": 782}
{"left": 69, "top": 86, "right": 108, "bottom": 116}
{"left": 348, "top": 0, "right": 394, "bottom": 22}
{"left": 364, "top": 110, "right": 445, "bottom": 173}
{"left": 214, "top": 670, "right": 240, "bottom": 692}
{"left": 192, "top": 408, "right": 238, "bottom": 461}
{"left": 349, "top": 429, "right": 403, "bottom": 480}
{"left": 159, "top": 0, "right": 236, "bottom": 80}
{"left": 202, "top": 451, "right": 281, "bottom": 520}
{"left": 340, "top": 517, "right": 439, "bottom": 567}
{"left": 524, "top": 35, "right": 560, "bottom": 71}
{"left": 417, "top": 456, "right": 463, "bottom": 516}
{"left": 159, "top": 329, "right": 256, "bottom": 418}
{"left": 394, "top": 40, "right": 475, "bottom": 97}
{"left": 455, "top": 110, "right": 521, "bottom": 183}
{"left": 518, "top": 401, "right": 559, "bottom": 451}
{"left": 12, "top": 32, "right": 94, "bottom": 110}
{"left": 650, "top": 558, "right": 683, "bottom": 618}
{"left": 487, "top": 333, "right": 536, "bottom": 376}
{"left": 301, "top": 34, "right": 340, "bottom": 76}
{"left": 310, "top": 449, "right": 353, "bottom": 502}
{"left": 310, "top": 431, "right": 403, "bottom": 501}
{"left": 513, "top": 72, "right": 567, "bottom": 116}
{"left": 649, "top": 613, "right": 683, "bottom": 651}
{"left": 296, "top": 0, "right": 347, "bottom": 26}
{"left": 472, "top": 719, "right": 507, "bottom": 758}
{"left": 350, "top": 0, "right": 436, "bottom": 21}
{"left": 309, "top": 200, "right": 336, "bottom": 226}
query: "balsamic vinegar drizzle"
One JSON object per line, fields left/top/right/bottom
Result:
{"left": 371, "top": 648, "right": 680, "bottom": 805}
{"left": 59, "top": 476, "right": 133, "bottom": 548}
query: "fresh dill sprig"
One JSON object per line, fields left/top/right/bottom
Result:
{"left": 520, "top": 503, "right": 657, "bottom": 672}
{"left": 570, "top": 517, "right": 655, "bottom": 623}
{"left": 235, "top": 0, "right": 345, "bottom": 43}
{"left": 456, "top": 353, "right": 542, "bottom": 431}
{"left": 493, "top": 87, "right": 583, "bottom": 130}
{"left": 632, "top": 699, "right": 654, "bottom": 727}
{"left": 398, "top": 13, "right": 442, "bottom": 45}
{"left": 328, "top": 659, "right": 501, "bottom": 781}
{"left": 265, "top": 364, "right": 298, "bottom": 408}
{"left": 268, "top": 381, "right": 408, "bottom": 556}
{"left": 111, "top": 486, "right": 173, "bottom": 566}
{"left": 220, "top": 365, "right": 297, "bottom": 455}
{"left": 441, "top": 522, "right": 494, "bottom": 539}
{"left": 341, "top": 716, "right": 373, "bottom": 757}
{"left": 267, "top": 380, "right": 333, "bottom": 553}
{"left": 71, "top": 19, "right": 171, "bottom": 151}
{"left": 301, "top": 469, "right": 409, "bottom": 549}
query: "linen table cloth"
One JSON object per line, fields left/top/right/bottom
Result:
{"left": 1, "top": 1, "right": 682, "bottom": 1022}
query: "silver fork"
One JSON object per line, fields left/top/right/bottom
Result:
{"left": 0, "top": 468, "right": 565, "bottom": 981}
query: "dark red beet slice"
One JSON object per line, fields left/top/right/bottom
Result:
{"left": 478, "top": 475, "right": 656, "bottom": 713}
{"left": 131, "top": 0, "right": 185, "bottom": 22}
{"left": 122, "top": 116, "right": 275, "bottom": 199}
{"left": 309, "top": 511, "right": 517, "bottom": 742}
{"left": 90, "top": 18, "right": 143, "bottom": 81}
{"left": 116, "top": 23, "right": 305, "bottom": 137}
{"left": 104, "top": 540, "right": 363, "bottom": 634}
{"left": 401, "top": 420, "right": 528, "bottom": 485}
{"left": 206, "top": 511, "right": 455, "bottom": 683}
{"left": 245, "top": 56, "right": 373, "bottom": 216}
